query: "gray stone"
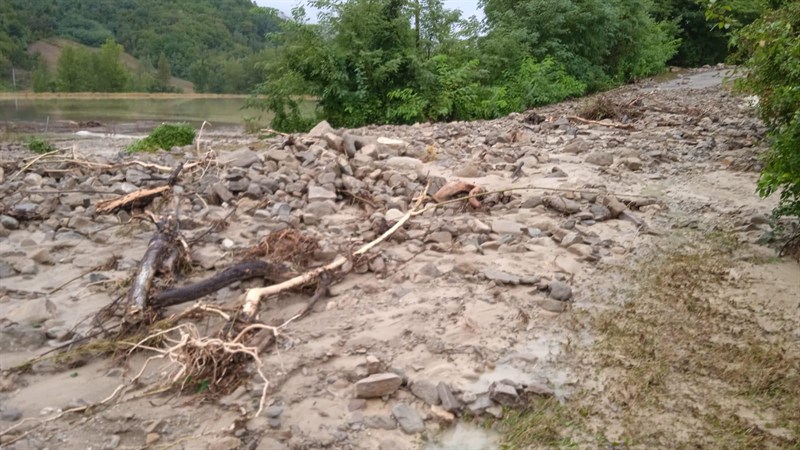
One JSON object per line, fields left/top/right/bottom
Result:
{"left": 0, "top": 324, "right": 46, "bottom": 351}
{"left": 601, "top": 195, "right": 627, "bottom": 217}
{"left": 543, "top": 196, "right": 581, "bottom": 214}
{"left": 207, "top": 437, "right": 241, "bottom": 450}
{"left": 385, "top": 209, "right": 404, "bottom": 222}
{"left": 355, "top": 373, "right": 403, "bottom": 398}
{"left": 425, "top": 231, "right": 452, "bottom": 245}
{"left": 560, "top": 232, "right": 584, "bottom": 247}
{"left": 0, "top": 260, "right": 16, "bottom": 278}
{"left": 308, "top": 186, "right": 337, "bottom": 201}
{"left": 482, "top": 268, "right": 520, "bottom": 284}
{"left": 348, "top": 399, "right": 367, "bottom": 411}
{"left": 266, "top": 148, "right": 291, "bottom": 162}
{"left": 13, "top": 203, "right": 39, "bottom": 217}
{"left": 622, "top": 157, "right": 643, "bottom": 171}
{"left": 585, "top": 151, "right": 614, "bottom": 166}
{"left": 549, "top": 281, "right": 573, "bottom": 301}
{"left": 324, "top": 132, "right": 344, "bottom": 150}
{"left": 125, "top": 169, "right": 148, "bottom": 185}
{"left": 225, "top": 148, "right": 261, "bottom": 168}
{"left": 265, "top": 405, "right": 284, "bottom": 418}
{"left": 11, "top": 259, "right": 36, "bottom": 275}
{"left": 61, "top": 193, "right": 90, "bottom": 208}
{"left": 491, "top": 219, "right": 524, "bottom": 235}
{"left": 467, "top": 396, "right": 495, "bottom": 415}
{"left": 306, "top": 201, "right": 337, "bottom": 217}
{"left": 308, "top": 120, "right": 335, "bottom": 138}
{"left": 489, "top": 382, "right": 519, "bottom": 406}
{"left": 364, "top": 415, "right": 397, "bottom": 430}
{"left": 410, "top": 380, "right": 440, "bottom": 406}
{"left": 0, "top": 405, "right": 22, "bottom": 422}
{"left": 562, "top": 138, "right": 590, "bottom": 154}
{"left": 534, "top": 298, "right": 568, "bottom": 313}
{"left": 7, "top": 297, "right": 56, "bottom": 325}
{"left": 227, "top": 178, "right": 250, "bottom": 193}
{"left": 0, "top": 215, "right": 19, "bottom": 230}
{"left": 385, "top": 157, "right": 423, "bottom": 172}
{"left": 212, "top": 183, "right": 234, "bottom": 204}
{"left": 391, "top": 403, "right": 425, "bottom": 434}
{"left": 436, "top": 382, "right": 461, "bottom": 412}
{"left": 589, "top": 204, "right": 612, "bottom": 221}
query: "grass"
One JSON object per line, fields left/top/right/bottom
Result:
{"left": 27, "top": 135, "right": 56, "bottom": 153}
{"left": 127, "top": 123, "right": 195, "bottom": 153}
{"left": 588, "top": 231, "right": 800, "bottom": 448}
{"left": 495, "top": 397, "right": 581, "bottom": 449}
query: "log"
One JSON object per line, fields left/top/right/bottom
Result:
{"left": 152, "top": 260, "right": 289, "bottom": 307}
{"left": 566, "top": 115, "right": 635, "bottom": 131}
{"left": 128, "top": 215, "right": 179, "bottom": 310}
{"left": 96, "top": 163, "right": 183, "bottom": 213}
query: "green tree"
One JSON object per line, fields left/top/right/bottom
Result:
{"left": 93, "top": 38, "right": 128, "bottom": 92}
{"left": 734, "top": 1, "right": 800, "bottom": 223}
{"left": 156, "top": 53, "right": 172, "bottom": 92}
{"left": 56, "top": 45, "right": 93, "bottom": 91}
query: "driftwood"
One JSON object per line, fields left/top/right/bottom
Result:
{"left": 152, "top": 260, "right": 289, "bottom": 307}
{"left": 432, "top": 180, "right": 483, "bottom": 208}
{"left": 566, "top": 115, "right": 636, "bottom": 131}
{"left": 128, "top": 214, "right": 180, "bottom": 310}
{"left": 96, "top": 163, "right": 183, "bottom": 213}
{"left": 240, "top": 183, "right": 430, "bottom": 321}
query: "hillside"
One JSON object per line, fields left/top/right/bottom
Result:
{"left": 28, "top": 38, "right": 194, "bottom": 93}
{"left": 0, "top": 0, "right": 282, "bottom": 93}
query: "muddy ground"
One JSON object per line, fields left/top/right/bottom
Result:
{"left": 0, "top": 67, "right": 798, "bottom": 450}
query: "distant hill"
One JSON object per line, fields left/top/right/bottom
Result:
{"left": 1, "top": 0, "right": 283, "bottom": 93}
{"left": 28, "top": 38, "right": 195, "bottom": 93}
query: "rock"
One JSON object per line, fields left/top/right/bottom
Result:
{"left": 355, "top": 373, "right": 403, "bottom": 398}
{"left": 486, "top": 405, "right": 504, "bottom": 418}
{"left": 560, "top": 232, "right": 584, "bottom": 247}
{"left": 562, "top": 138, "right": 590, "bottom": 154}
{"left": 0, "top": 215, "right": 19, "bottom": 230}
{"left": 491, "top": 219, "right": 524, "bottom": 235}
{"left": 601, "top": 195, "right": 627, "bottom": 217}
{"left": 264, "top": 405, "right": 284, "bottom": 418}
{"left": 308, "top": 120, "right": 335, "bottom": 138}
{"left": 589, "top": 204, "right": 612, "bottom": 221}
{"left": 385, "top": 209, "right": 404, "bottom": 222}
{"left": 61, "top": 193, "right": 90, "bottom": 208}
{"left": 207, "top": 437, "right": 242, "bottom": 450}
{"left": 306, "top": 201, "right": 337, "bottom": 217}
{"left": 212, "top": 183, "right": 235, "bottom": 204}
{"left": 0, "top": 166, "right": 4, "bottom": 183}
{"left": 266, "top": 148, "right": 291, "bottom": 162}
{"left": 225, "top": 148, "right": 261, "bottom": 168}
{"left": 467, "top": 396, "right": 494, "bottom": 415}
{"left": 125, "top": 169, "right": 148, "bottom": 185}
{"left": 348, "top": 399, "right": 367, "bottom": 411}
{"left": 534, "top": 298, "right": 568, "bottom": 313}
{"left": 324, "top": 132, "right": 344, "bottom": 150}
{"left": 410, "top": 380, "right": 440, "bottom": 405}
{"left": 489, "top": 382, "right": 519, "bottom": 406}
{"left": 385, "top": 157, "right": 423, "bottom": 172}
{"left": 366, "top": 355, "right": 382, "bottom": 374}
{"left": 308, "top": 185, "right": 337, "bottom": 201}
{"left": 227, "top": 178, "right": 250, "bottom": 193}
{"left": 455, "top": 163, "right": 482, "bottom": 178}
{"left": 377, "top": 137, "right": 409, "bottom": 154}
{"left": 482, "top": 268, "right": 520, "bottom": 284}
{"left": 0, "top": 261, "right": 16, "bottom": 278}
{"left": 102, "top": 434, "right": 121, "bottom": 449}
{"left": 364, "top": 415, "right": 397, "bottom": 430}
{"left": 7, "top": 297, "right": 56, "bottom": 325}
{"left": 430, "top": 405, "right": 455, "bottom": 423}
{"left": 360, "top": 144, "right": 380, "bottom": 159}
{"left": 0, "top": 324, "right": 46, "bottom": 351}
{"left": 521, "top": 196, "right": 544, "bottom": 208}
{"left": 436, "top": 382, "right": 461, "bottom": 412}
{"left": 0, "top": 405, "right": 22, "bottom": 422}
{"left": 585, "top": 151, "right": 614, "bottom": 166}
{"left": 548, "top": 281, "right": 573, "bottom": 301}
{"left": 543, "top": 196, "right": 581, "bottom": 214}
{"left": 622, "top": 157, "right": 643, "bottom": 171}
{"left": 425, "top": 231, "right": 452, "bottom": 245}
{"left": 146, "top": 433, "right": 161, "bottom": 445}
{"left": 391, "top": 403, "right": 425, "bottom": 434}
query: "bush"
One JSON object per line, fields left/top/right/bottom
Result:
{"left": 736, "top": 2, "right": 800, "bottom": 220}
{"left": 127, "top": 123, "right": 195, "bottom": 153}
{"left": 27, "top": 136, "right": 56, "bottom": 154}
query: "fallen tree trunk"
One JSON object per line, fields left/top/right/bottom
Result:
{"left": 152, "top": 260, "right": 289, "bottom": 307}
{"left": 96, "top": 185, "right": 171, "bottom": 214}
{"left": 128, "top": 215, "right": 179, "bottom": 310}
{"left": 566, "top": 115, "right": 635, "bottom": 131}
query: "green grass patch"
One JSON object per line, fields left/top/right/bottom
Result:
{"left": 27, "top": 135, "right": 56, "bottom": 154}
{"left": 496, "top": 398, "right": 580, "bottom": 449}
{"left": 127, "top": 123, "right": 195, "bottom": 153}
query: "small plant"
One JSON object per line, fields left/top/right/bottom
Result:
{"left": 27, "top": 136, "right": 56, "bottom": 154}
{"left": 127, "top": 123, "right": 195, "bottom": 153}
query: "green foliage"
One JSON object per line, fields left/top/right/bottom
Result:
{"left": 504, "top": 57, "right": 586, "bottom": 111}
{"left": 55, "top": 39, "right": 129, "bottom": 92}
{"left": 735, "top": 1, "right": 800, "bottom": 218}
{"left": 27, "top": 136, "right": 56, "bottom": 154}
{"left": 127, "top": 124, "right": 196, "bottom": 153}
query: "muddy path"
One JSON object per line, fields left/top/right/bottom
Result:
{"left": 0, "top": 66, "right": 797, "bottom": 450}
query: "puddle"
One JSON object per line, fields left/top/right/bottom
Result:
{"left": 425, "top": 422, "right": 501, "bottom": 450}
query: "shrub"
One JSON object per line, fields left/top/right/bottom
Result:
{"left": 27, "top": 136, "right": 56, "bottom": 154}
{"left": 127, "top": 123, "right": 195, "bottom": 153}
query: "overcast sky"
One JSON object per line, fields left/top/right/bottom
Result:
{"left": 254, "top": 0, "right": 483, "bottom": 22}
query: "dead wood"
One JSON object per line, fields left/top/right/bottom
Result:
{"left": 566, "top": 115, "right": 636, "bottom": 131}
{"left": 128, "top": 214, "right": 180, "bottom": 311}
{"left": 152, "top": 260, "right": 289, "bottom": 307}
{"left": 433, "top": 180, "right": 483, "bottom": 208}
{"left": 96, "top": 185, "right": 171, "bottom": 214}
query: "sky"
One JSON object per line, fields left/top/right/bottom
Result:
{"left": 254, "top": 0, "right": 483, "bottom": 22}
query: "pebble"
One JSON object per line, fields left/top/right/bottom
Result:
{"left": 410, "top": 379, "right": 440, "bottom": 405}
{"left": 437, "top": 382, "right": 461, "bottom": 412}
{"left": 585, "top": 151, "right": 614, "bottom": 166}
{"left": 265, "top": 405, "right": 284, "bottom": 418}
{"left": 562, "top": 138, "right": 590, "bottom": 154}
{"left": 355, "top": 373, "right": 403, "bottom": 398}
{"left": 482, "top": 268, "right": 520, "bottom": 284}
{"left": 0, "top": 215, "right": 19, "bottom": 230}
{"left": 548, "top": 281, "right": 573, "bottom": 301}
{"left": 364, "top": 415, "right": 397, "bottom": 430}
{"left": 391, "top": 403, "right": 425, "bottom": 434}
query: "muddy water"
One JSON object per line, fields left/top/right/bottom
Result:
{"left": 1, "top": 96, "right": 264, "bottom": 127}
